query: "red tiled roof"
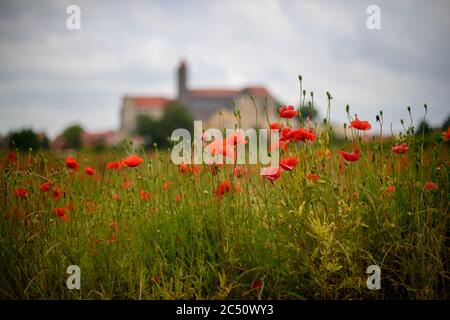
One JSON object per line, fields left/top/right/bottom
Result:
{"left": 129, "top": 97, "right": 171, "bottom": 108}
{"left": 242, "top": 86, "right": 270, "bottom": 97}
{"left": 187, "top": 89, "right": 240, "bottom": 98}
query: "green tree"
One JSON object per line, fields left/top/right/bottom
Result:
{"left": 298, "top": 104, "right": 319, "bottom": 121}
{"left": 135, "top": 115, "right": 162, "bottom": 148}
{"left": 416, "top": 120, "right": 432, "bottom": 136}
{"left": 441, "top": 115, "right": 450, "bottom": 130}
{"left": 8, "top": 129, "right": 40, "bottom": 151}
{"left": 62, "top": 124, "right": 84, "bottom": 149}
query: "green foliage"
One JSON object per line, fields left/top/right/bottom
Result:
{"left": 62, "top": 124, "right": 84, "bottom": 149}
{"left": 299, "top": 104, "right": 319, "bottom": 121}
{"left": 135, "top": 103, "right": 193, "bottom": 148}
{"left": 7, "top": 128, "right": 47, "bottom": 151}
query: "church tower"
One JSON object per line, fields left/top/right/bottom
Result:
{"left": 177, "top": 60, "right": 187, "bottom": 99}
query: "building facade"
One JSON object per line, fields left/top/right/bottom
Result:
{"left": 119, "top": 61, "right": 279, "bottom": 134}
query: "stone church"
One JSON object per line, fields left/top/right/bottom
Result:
{"left": 120, "top": 61, "right": 279, "bottom": 134}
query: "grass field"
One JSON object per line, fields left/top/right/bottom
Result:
{"left": 1, "top": 107, "right": 449, "bottom": 300}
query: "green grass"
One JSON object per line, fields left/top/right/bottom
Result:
{"left": 0, "top": 126, "right": 448, "bottom": 300}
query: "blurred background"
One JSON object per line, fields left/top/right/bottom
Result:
{"left": 0, "top": 0, "right": 449, "bottom": 150}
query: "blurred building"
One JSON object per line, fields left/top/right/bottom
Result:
{"left": 119, "top": 60, "right": 279, "bottom": 134}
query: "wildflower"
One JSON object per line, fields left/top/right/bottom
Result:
{"left": 290, "top": 128, "right": 316, "bottom": 142}
{"left": 251, "top": 279, "right": 263, "bottom": 290}
{"left": 386, "top": 185, "right": 395, "bottom": 193}
{"left": 85, "top": 166, "right": 95, "bottom": 176}
{"left": 108, "top": 233, "right": 116, "bottom": 244}
{"left": 162, "top": 181, "right": 172, "bottom": 190}
{"left": 226, "top": 131, "right": 248, "bottom": 146}
{"left": 7, "top": 151, "right": 17, "bottom": 164}
{"left": 215, "top": 180, "right": 231, "bottom": 197}
{"left": 392, "top": 143, "right": 408, "bottom": 154}
{"left": 175, "top": 193, "right": 183, "bottom": 202}
{"left": 14, "top": 188, "right": 28, "bottom": 198}
{"left": 40, "top": 181, "right": 52, "bottom": 192}
{"left": 107, "top": 160, "right": 123, "bottom": 170}
{"left": 306, "top": 173, "right": 319, "bottom": 182}
{"left": 279, "top": 105, "right": 298, "bottom": 118}
{"left": 112, "top": 193, "right": 120, "bottom": 201}
{"left": 269, "top": 122, "right": 283, "bottom": 131}
{"left": 280, "top": 127, "right": 294, "bottom": 143}
{"left": 233, "top": 166, "right": 247, "bottom": 178}
{"left": 261, "top": 166, "right": 283, "bottom": 182}
{"left": 53, "top": 207, "right": 69, "bottom": 222}
{"left": 140, "top": 190, "right": 152, "bottom": 201}
{"left": 53, "top": 187, "right": 62, "bottom": 200}
{"left": 122, "top": 179, "right": 133, "bottom": 190}
{"left": 279, "top": 156, "right": 299, "bottom": 171}
{"left": 316, "top": 148, "right": 331, "bottom": 160}
{"left": 65, "top": 157, "right": 79, "bottom": 170}
{"left": 179, "top": 162, "right": 189, "bottom": 174}
{"left": 424, "top": 181, "right": 438, "bottom": 191}
{"left": 349, "top": 118, "right": 372, "bottom": 131}
{"left": 122, "top": 155, "right": 144, "bottom": 168}
{"left": 339, "top": 148, "right": 360, "bottom": 162}
{"left": 442, "top": 127, "right": 450, "bottom": 141}
{"left": 53, "top": 207, "right": 66, "bottom": 217}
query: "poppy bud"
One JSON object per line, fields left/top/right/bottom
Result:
{"left": 346, "top": 105, "right": 350, "bottom": 113}
{"left": 407, "top": 106, "right": 411, "bottom": 113}
{"left": 298, "top": 75, "right": 302, "bottom": 81}
{"left": 400, "top": 119, "right": 404, "bottom": 125}
{"left": 424, "top": 104, "right": 427, "bottom": 110}
{"left": 310, "top": 91, "right": 314, "bottom": 98}
{"left": 302, "top": 89, "right": 306, "bottom": 96}
{"left": 376, "top": 115, "right": 380, "bottom": 122}
{"left": 380, "top": 110, "right": 383, "bottom": 116}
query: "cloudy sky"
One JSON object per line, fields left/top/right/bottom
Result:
{"left": 0, "top": 0, "right": 449, "bottom": 138}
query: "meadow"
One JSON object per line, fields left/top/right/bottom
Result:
{"left": 0, "top": 103, "right": 449, "bottom": 300}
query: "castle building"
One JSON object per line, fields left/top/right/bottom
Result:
{"left": 120, "top": 61, "right": 279, "bottom": 134}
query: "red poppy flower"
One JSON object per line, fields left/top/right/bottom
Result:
{"left": 233, "top": 166, "right": 248, "bottom": 178}
{"left": 269, "top": 122, "right": 283, "bottom": 131}
{"left": 175, "top": 193, "right": 183, "bottom": 202}
{"left": 7, "top": 151, "right": 17, "bottom": 164}
{"left": 215, "top": 180, "right": 231, "bottom": 197}
{"left": 140, "top": 190, "right": 152, "bottom": 201}
{"left": 280, "top": 156, "right": 299, "bottom": 171}
{"left": 339, "top": 148, "right": 360, "bottom": 162}
{"left": 122, "top": 179, "right": 133, "bottom": 190}
{"left": 122, "top": 155, "right": 144, "bottom": 168}
{"left": 107, "top": 160, "right": 123, "bottom": 170}
{"left": 226, "top": 131, "right": 248, "bottom": 146}
{"left": 349, "top": 118, "right": 372, "bottom": 131}
{"left": 207, "top": 140, "right": 236, "bottom": 159}
{"left": 261, "top": 166, "right": 283, "bottom": 182}
{"left": 290, "top": 128, "right": 316, "bottom": 142}
{"left": 279, "top": 105, "right": 298, "bottom": 118}
{"left": 251, "top": 279, "right": 263, "bottom": 290}
{"left": 53, "top": 187, "right": 62, "bottom": 200}
{"left": 392, "top": 143, "right": 408, "bottom": 154}
{"left": 14, "top": 188, "right": 29, "bottom": 198}
{"left": 316, "top": 148, "right": 331, "bottom": 160}
{"left": 65, "top": 157, "right": 79, "bottom": 170}
{"left": 53, "top": 207, "right": 66, "bottom": 217}
{"left": 108, "top": 233, "right": 116, "bottom": 244}
{"left": 424, "top": 181, "right": 438, "bottom": 191}
{"left": 270, "top": 140, "right": 289, "bottom": 153}
{"left": 85, "top": 166, "right": 95, "bottom": 176}
{"left": 280, "top": 127, "right": 293, "bottom": 143}
{"left": 442, "top": 127, "right": 450, "bottom": 141}
{"left": 162, "top": 181, "right": 172, "bottom": 190}
{"left": 306, "top": 173, "right": 319, "bottom": 182}
{"left": 386, "top": 185, "right": 395, "bottom": 193}
{"left": 40, "top": 181, "right": 52, "bottom": 192}
{"left": 112, "top": 193, "right": 120, "bottom": 201}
